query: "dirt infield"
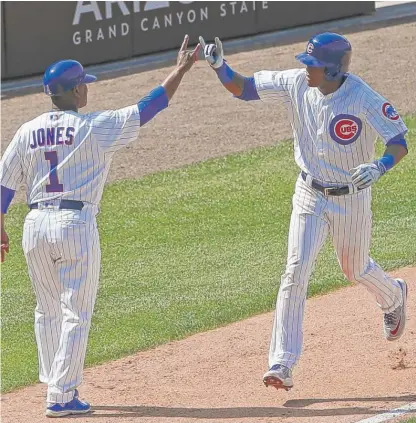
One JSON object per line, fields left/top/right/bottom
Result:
{"left": 2, "top": 22, "right": 416, "bottom": 423}
{"left": 2, "top": 268, "right": 416, "bottom": 423}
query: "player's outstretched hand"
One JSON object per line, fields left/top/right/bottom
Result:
{"left": 350, "top": 163, "right": 382, "bottom": 189}
{"left": 176, "top": 34, "right": 201, "bottom": 73}
{"left": 199, "top": 36, "right": 224, "bottom": 69}
{"left": 1, "top": 229, "right": 9, "bottom": 263}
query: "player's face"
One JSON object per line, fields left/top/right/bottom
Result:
{"left": 306, "top": 66, "right": 325, "bottom": 87}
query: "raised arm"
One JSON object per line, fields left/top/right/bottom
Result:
{"left": 139, "top": 34, "right": 200, "bottom": 127}
{"left": 199, "top": 36, "right": 259, "bottom": 101}
{"left": 162, "top": 34, "right": 200, "bottom": 101}
{"left": 93, "top": 35, "right": 201, "bottom": 151}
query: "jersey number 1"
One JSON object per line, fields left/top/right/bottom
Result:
{"left": 44, "top": 151, "right": 63, "bottom": 193}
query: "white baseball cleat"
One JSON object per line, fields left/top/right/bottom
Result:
{"left": 384, "top": 279, "right": 408, "bottom": 341}
{"left": 263, "top": 364, "right": 293, "bottom": 391}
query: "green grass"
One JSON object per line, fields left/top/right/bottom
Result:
{"left": 398, "top": 417, "right": 416, "bottom": 423}
{"left": 2, "top": 116, "right": 416, "bottom": 393}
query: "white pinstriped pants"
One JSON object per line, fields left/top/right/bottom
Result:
{"left": 22, "top": 206, "right": 100, "bottom": 404}
{"left": 269, "top": 175, "right": 402, "bottom": 369}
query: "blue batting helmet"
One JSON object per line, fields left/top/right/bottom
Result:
{"left": 43, "top": 59, "right": 97, "bottom": 96}
{"left": 295, "top": 32, "right": 352, "bottom": 81}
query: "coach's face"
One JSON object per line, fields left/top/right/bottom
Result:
{"left": 74, "top": 84, "right": 88, "bottom": 109}
{"left": 306, "top": 66, "right": 325, "bottom": 87}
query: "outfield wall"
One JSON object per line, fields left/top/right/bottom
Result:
{"left": 1, "top": 1, "right": 375, "bottom": 80}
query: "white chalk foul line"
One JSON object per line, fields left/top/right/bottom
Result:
{"left": 356, "top": 402, "right": 416, "bottom": 423}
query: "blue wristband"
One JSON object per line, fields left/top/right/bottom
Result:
{"left": 215, "top": 62, "right": 235, "bottom": 85}
{"left": 375, "top": 154, "right": 395, "bottom": 175}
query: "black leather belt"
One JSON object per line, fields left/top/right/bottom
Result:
{"left": 301, "top": 171, "right": 350, "bottom": 196}
{"left": 29, "top": 200, "right": 84, "bottom": 210}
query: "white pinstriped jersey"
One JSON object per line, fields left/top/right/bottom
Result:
{"left": 254, "top": 69, "right": 408, "bottom": 184}
{"left": 0, "top": 105, "right": 140, "bottom": 205}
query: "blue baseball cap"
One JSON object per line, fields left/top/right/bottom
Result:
{"left": 43, "top": 59, "right": 97, "bottom": 96}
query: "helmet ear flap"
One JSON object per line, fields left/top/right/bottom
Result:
{"left": 324, "top": 65, "right": 341, "bottom": 81}
{"left": 324, "top": 50, "right": 352, "bottom": 81}
{"left": 341, "top": 50, "right": 352, "bottom": 73}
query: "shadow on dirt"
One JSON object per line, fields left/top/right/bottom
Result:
{"left": 283, "top": 394, "right": 416, "bottom": 408}
{"left": 88, "top": 395, "right": 416, "bottom": 419}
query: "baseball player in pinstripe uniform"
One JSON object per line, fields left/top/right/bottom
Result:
{"left": 0, "top": 35, "right": 200, "bottom": 417}
{"left": 199, "top": 32, "right": 409, "bottom": 391}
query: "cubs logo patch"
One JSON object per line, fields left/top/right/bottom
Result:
{"left": 382, "top": 102, "right": 399, "bottom": 121}
{"left": 306, "top": 42, "right": 314, "bottom": 54}
{"left": 329, "top": 114, "right": 362, "bottom": 145}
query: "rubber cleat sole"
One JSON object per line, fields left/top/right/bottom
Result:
{"left": 263, "top": 376, "right": 293, "bottom": 391}
{"left": 46, "top": 408, "right": 91, "bottom": 418}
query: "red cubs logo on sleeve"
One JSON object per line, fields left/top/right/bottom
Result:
{"left": 382, "top": 102, "right": 400, "bottom": 121}
{"left": 329, "top": 114, "right": 362, "bottom": 145}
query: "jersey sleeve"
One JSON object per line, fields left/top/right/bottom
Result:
{"left": 253, "top": 69, "right": 303, "bottom": 103}
{"left": 90, "top": 104, "right": 141, "bottom": 152}
{"left": 363, "top": 93, "right": 408, "bottom": 144}
{"left": 0, "top": 127, "right": 24, "bottom": 190}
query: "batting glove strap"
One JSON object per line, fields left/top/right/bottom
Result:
{"left": 373, "top": 160, "right": 387, "bottom": 176}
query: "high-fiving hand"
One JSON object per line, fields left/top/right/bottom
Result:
{"left": 199, "top": 36, "right": 224, "bottom": 69}
{"left": 176, "top": 35, "right": 201, "bottom": 73}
